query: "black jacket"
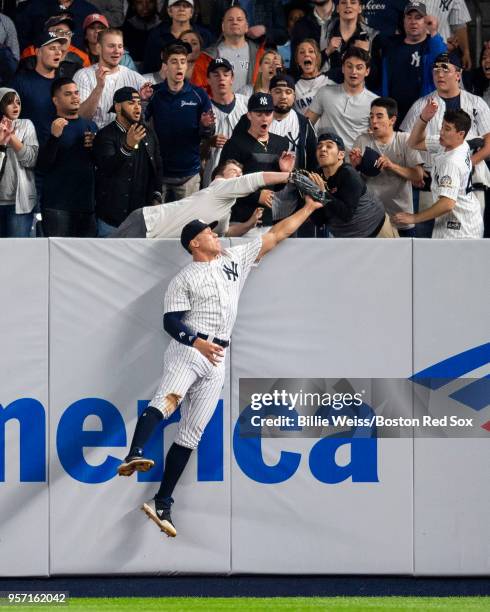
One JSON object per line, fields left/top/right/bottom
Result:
{"left": 93, "top": 121, "right": 162, "bottom": 227}
{"left": 294, "top": 110, "right": 318, "bottom": 171}
{"left": 232, "top": 109, "right": 317, "bottom": 171}
{"left": 220, "top": 129, "right": 289, "bottom": 225}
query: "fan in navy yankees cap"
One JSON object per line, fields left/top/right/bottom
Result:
{"left": 248, "top": 92, "right": 274, "bottom": 112}
{"left": 404, "top": 1, "right": 427, "bottom": 16}
{"left": 36, "top": 30, "right": 68, "bottom": 47}
{"left": 109, "top": 87, "right": 140, "bottom": 113}
{"left": 181, "top": 219, "right": 219, "bottom": 252}
{"left": 207, "top": 57, "right": 234, "bottom": 75}
{"left": 318, "top": 131, "right": 345, "bottom": 150}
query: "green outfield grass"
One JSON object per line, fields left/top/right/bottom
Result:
{"left": 9, "top": 596, "right": 490, "bottom": 611}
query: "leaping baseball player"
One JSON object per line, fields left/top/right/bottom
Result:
{"left": 117, "top": 173, "right": 324, "bottom": 537}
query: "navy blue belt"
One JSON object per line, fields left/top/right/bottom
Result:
{"left": 197, "top": 333, "right": 230, "bottom": 348}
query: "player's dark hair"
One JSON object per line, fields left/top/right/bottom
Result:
{"left": 162, "top": 43, "right": 189, "bottom": 63}
{"left": 371, "top": 97, "right": 398, "bottom": 119}
{"left": 342, "top": 47, "right": 371, "bottom": 69}
{"left": 443, "top": 109, "right": 471, "bottom": 136}
{"left": 51, "top": 77, "right": 75, "bottom": 98}
{"left": 212, "top": 159, "right": 244, "bottom": 180}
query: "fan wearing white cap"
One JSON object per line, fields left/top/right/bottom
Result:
{"left": 10, "top": 31, "right": 68, "bottom": 144}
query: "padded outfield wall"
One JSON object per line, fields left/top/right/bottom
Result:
{"left": 0, "top": 238, "right": 488, "bottom": 576}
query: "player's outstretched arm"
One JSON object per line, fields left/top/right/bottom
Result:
{"left": 258, "top": 195, "right": 323, "bottom": 259}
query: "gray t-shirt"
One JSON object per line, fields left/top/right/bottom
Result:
{"left": 217, "top": 43, "right": 250, "bottom": 93}
{"left": 353, "top": 131, "right": 424, "bottom": 229}
{"left": 309, "top": 83, "right": 378, "bottom": 151}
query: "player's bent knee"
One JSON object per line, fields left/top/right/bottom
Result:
{"left": 162, "top": 393, "right": 181, "bottom": 418}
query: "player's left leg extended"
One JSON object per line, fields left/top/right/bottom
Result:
{"left": 118, "top": 343, "right": 202, "bottom": 477}
{"left": 143, "top": 357, "right": 226, "bottom": 537}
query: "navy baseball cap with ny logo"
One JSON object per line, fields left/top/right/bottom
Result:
{"left": 248, "top": 93, "right": 274, "bottom": 112}
{"left": 181, "top": 219, "right": 219, "bottom": 252}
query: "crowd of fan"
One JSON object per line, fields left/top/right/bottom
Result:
{"left": 0, "top": 0, "right": 488, "bottom": 239}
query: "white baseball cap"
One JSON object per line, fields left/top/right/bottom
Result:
{"left": 168, "top": 0, "right": 194, "bottom": 7}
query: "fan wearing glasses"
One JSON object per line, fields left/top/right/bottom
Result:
{"left": 401, "top": 52, "right": 490, "bottom": 218}
{"left": 19, "top": 13, "right": 90, "bottom": 79}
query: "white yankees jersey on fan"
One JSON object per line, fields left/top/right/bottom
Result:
{"left": 202, "top": 94, "right": 248, "bottom": 187}
{"left": 424, "top": 0, "right": 471, "bottom": 41}
{"left": 426, "top": 135, "right": 483, "bottom": 238}
{"left": 164, "top": 238, "right": 262, "bottom": 340}
{"left": 401, "top": 89, "right": 490, "bottom": 186}
{"left": 271, "top": 111, "right": 300, "bottom": 152}
{"left": 143, "top": 172, "right": 266, "bottom": 238}
{"left": 294, "top": 74, "right": 333, "bottom": 114}
{"left": 73, "top": 64, "right": 147, "bottom": 128}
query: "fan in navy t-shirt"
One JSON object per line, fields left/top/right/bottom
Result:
{"left": 36, "top": 77, "right": 97, "bottom": 237}
{"left": 10, "top": 31, "right": 68, "bottom": 145}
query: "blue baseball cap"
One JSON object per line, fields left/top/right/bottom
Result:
{"left": 358, "top": 146, "right": 381, "bottom": 177}
{"left": 248, "top": 93, "right": 274, "bottom": 112}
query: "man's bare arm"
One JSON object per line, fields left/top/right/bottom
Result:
{"left": 258, "top": 196, "right": 323, "bottom": 259}
{"left": 408, "top": 98, "right": 439, "bottom": 151}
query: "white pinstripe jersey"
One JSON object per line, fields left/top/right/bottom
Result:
{"left": 400, "top": 90, "right": 490, "bottom": 185}
{"left": 424, "top": 0, "right": 471, "bottom": 41}
{"left": 426, "top": 135, "right": 483, "bottom": 238}
{"left": 73, "top": 64, "right": 147, "bottom": 128}
{"left": 202, "top": 94, "right": 248, "bottom": 188}
{"left": 164, "top": 238, "right": 262, "bottom": 340}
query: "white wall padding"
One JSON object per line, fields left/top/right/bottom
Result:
{"left": 230, "top": 239, "right": 414, "bottom": 574}
{"left": 48, "top": 239, "right": 232, "bottom": 574}
{"left": 413, "top": 239, "right": 490, "bottom": 575}
{"left": 0, "top": 239, "right": 49, "bottom": 576}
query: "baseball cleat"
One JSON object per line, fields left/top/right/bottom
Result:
{"left": 117, "top": 450, "right": 154, "bottom": 477}
{"left": 141, "top": 498, "right": 177, "bottom": 537}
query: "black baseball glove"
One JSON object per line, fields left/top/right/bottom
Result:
{"left": 288, "top": 169, "right": 331, "bottom": 206}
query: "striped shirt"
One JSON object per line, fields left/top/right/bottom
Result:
{"left": 426, "top": 135, "right": 483, "bottom": 238}
{"left": 424, "top": 0, "right": 471, "bottom": 41}
{"left": 203, "top": 94, "right": 248, "bottom": 188}
{"left": 164, "top": 238, "right": 262, "bottom": 340}
{"left": 400, "top": 89, "right": 490, "bottom": 186}
{"left": 73, "top": 64, "right": 147, "bottom": 128}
